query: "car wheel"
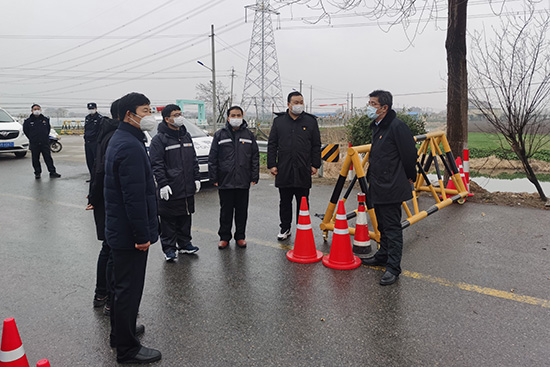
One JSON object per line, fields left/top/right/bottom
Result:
{"left": 14, "top": 151, "right": 27, "bottom": 158}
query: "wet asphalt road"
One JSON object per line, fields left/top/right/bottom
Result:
{"left": 1, "top": 136, "right": 549, "bottom": 367}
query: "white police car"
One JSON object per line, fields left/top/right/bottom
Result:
{"left": 0, "top": 107, "right": 29, "bottom": 158}
{"left": 145, "top": 116, "right": 213, "bottom": 183}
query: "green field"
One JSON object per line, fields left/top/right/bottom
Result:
{"left": 468, "top": 132, "right": 550, "bottom": 162}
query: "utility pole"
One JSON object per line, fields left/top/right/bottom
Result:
{"left": 309, "top": 85, "right": 312, "bottom": 114}
{"left": 210, "top": 24, "right": 217, "bottom": 128}
{"left": 351, "top": 93, "right": 354, "bottom": 115}
{"left": 346, "top": 92, "right": 349, "bottom": 116}
{"left": 230, "top": 67, "right": 235, "bottom": 107}
{"left": 299, "top": 79, "right": 303, "bottom": 94}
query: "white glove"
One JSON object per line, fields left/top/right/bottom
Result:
{"left": 195, "top": 180, "right": 201, "bottom": 193}
{"left": 160, "top": 185, "right": 172, "bottom": 201}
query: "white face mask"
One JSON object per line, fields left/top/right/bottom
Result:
{"left": 32, "top": 110, "right": 41, "bottom": 116}
{"left": 89, "top": 109, "right": 97, "bottom": 115}
{"left": 366, "top": 105, "right": 380, "bottom": 119}
{"left": 290, "top": 104, "right": 304, "bottom": 115}
{"left": 131, "top": 113, "right": 156, "bottom": 131}
{"left": 228, "top": 118, "right": 242, "bottom": 128}
{"left": 172, "top": 116, "right": 185, "bottom": 127}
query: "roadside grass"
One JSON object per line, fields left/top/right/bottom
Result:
{"left": 470, "top": 170, "right": 550, "bottom": 181}
{"left": 468, "top": 132, "right": 550, "bottom": 162}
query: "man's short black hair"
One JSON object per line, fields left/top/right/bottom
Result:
{"left": 110, "top": 99, "right": 120, "bottom": 120}
{"left": 31, "top": 104, "right": 41, "bottom": 110}
{"left": 227, "top": 105, "right": 243, "bottom": 117}
{"left": 118, "top": 92, "right": 150, "bottom": 119}
{"left": 287, "top": 91, "right": 303, "bottom": 103}
{"left": 369, "top": 90, "right": 393, "bottom": 109}
{"left": 161, "top": 104, "right": 181, "bottom": 122}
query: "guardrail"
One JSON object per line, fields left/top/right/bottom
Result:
{"left": 257, "top": 140, "right": 267, "bottom": 153}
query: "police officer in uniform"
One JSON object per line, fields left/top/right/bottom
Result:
{"left": 85, "top": 102, "right": 103, "bottom": 180}
{"left": 23, "top": 104, "right": 61, "bottom": 179}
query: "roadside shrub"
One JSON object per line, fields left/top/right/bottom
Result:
{"left": 346, "top": 111, "right": 427, "bottom": 146}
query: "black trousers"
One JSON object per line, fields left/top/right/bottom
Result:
{"left": 278, "top": 187, "right": 310, "bottom": 232}
{"left": 85, "top": 141, "right": 97, "bottom": 176}
{"left": 372, "top": 203, "right": 404, "bottom": 276}
{"left": 218, "top": 188, "right": 250, "bottom": 241}
{"left": 159, "top": 214, "right": 192, "bottom": 254}
{"left": 95, "top": 240, "right": 113, "bottom": 298}
{"left": 110, "top": 248, "right": 148, "bottom": 361}
{"left": 30, "top": 142, "right": 56, "bottom": 175}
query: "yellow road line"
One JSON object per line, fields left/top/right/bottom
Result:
{"left": 193, "top": 226, "right": 550, "bottom": 309}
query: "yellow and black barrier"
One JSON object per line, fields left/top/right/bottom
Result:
{"left": 60, "top": 120, "right": 84, "bottom": 135}
{"left": 321, "top": 144, "right": 339, "bottom": 162}
{"left": 319, "top": 131, "right": 468, "bottom": 242}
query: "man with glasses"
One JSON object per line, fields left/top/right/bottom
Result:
{"left": 149, "top": 104, "right": 201, "bottom": 262}
{"left": 361, "top": 90, "right": 417, "bottom": 286}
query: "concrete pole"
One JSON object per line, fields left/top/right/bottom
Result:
{"left": 211, "top": 24, "right": 217, "bottom": 129}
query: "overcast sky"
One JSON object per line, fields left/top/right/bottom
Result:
{"left": 0, "top": 0, "right": 547, "bottom": 116}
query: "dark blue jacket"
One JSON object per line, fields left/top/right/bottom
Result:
{"left": 84, "top": 112, "right": 103, "bottom": 143}
{"left": 267, "top": 110, "right": 321, "bottom": 188}
{"left": 149, "top": 122, "right": 200, "bottom": 201}
{"left": 104, "top": 122, "right": 158, "bottom": 249}
{"left": 208, "top": 120, "right": 259, "bottom": 189}
{"left": 367, "top": 109, "right": 418, "bottom": 205}
{"left": 23, "top": 114, "right": 51, "bottom": 144}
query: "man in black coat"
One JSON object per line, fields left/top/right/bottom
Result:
{"left": 361, "top": 90, "right": 418, "bottom": 286}
{"left": 84, "top": 102, "right": 103, "bottom": 180}
{"left": 267, "top": 91, "right": 321, "bottom": 241}
{"left": 149, "top": 104, "right": 201, "bottom": 262}
{"left": 104, "top": 92, "right": 161, "bottom": 364}
{"left": 22, "top": 104, "right": 60, "bottom": 179}
{"left": 86, "top": 99, "right": 120, "bottom": 315}
{"left": 208, "top": 106, "right": 260, "bottom": 249}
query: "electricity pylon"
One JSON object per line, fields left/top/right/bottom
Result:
{"left": 242, "top": 0, "right": 284, "bottom": 121}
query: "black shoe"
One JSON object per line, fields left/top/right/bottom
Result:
{"left": 380, "top": 271, "right": 398, "bottom": 286}
{"left": 118, "top": 346, "right": 161, "bottom": 364}
{"left": 103, "top": 304, "right": 111, "bottom": 316}
{"left": 361, "top": 257, "right": 385, "bottom": 266}
{"left": 49, "top": 172, "right": 61, "bottom": 178}
{"left": 35, "top": 174, "right": 41, "bottom": 179}
{"left": 110, "top": 325, "right": 146, "bottom": 348}
{"left": 93, "top": 294, "right": 108, "bottom": 308}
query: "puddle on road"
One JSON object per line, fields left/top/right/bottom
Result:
{"left": 471, "top": 177, "right": 550, "bottom": 194}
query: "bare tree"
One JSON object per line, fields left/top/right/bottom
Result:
{"left": 273, "top": 0, "right": 534, "bottom": 159}
{"left": 195, "top": 81, "right": 232, "bottom": 119}
{"left": 469, "top": 6, "right": 550, "bottom": 201}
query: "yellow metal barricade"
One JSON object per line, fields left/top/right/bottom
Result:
{"left": 320, "top": 131, "right": 469, "bottom": 242}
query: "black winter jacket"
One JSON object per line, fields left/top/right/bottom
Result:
{"left": 267, "top": 110, "right": 321, "bottom": 188}
{"left": 149, "top": 122, "right": 200, "bottom": 200}
{"left": 23, "top": 114, "right": 51, "bottom": 144}
{"left": 84, "top": 112, "right": 103, "bottom": 143}
{"left": 104, "top": 122, "right": 158, "bottom": 249}
{"left": 208, "top": 120, "right": 260, "bottom": 189}
{"left": 367, "top": 110, "right": 418, "bottom": 205}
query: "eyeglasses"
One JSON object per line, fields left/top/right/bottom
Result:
{"left": 368, "top": 101, "right": 381, "bottom": 107}
{"left": 171, "top": 112, "right": 183, "bottom": 117}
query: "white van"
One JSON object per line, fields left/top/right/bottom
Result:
{"left": 0, "top": 107, "right": 29, "bottom": 158}
{"left": 145, "top": 116, "right": 213, "bottom": 183}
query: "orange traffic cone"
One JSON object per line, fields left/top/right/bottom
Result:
{"left": 0, "top": 318, "right": 30, "bottom": 367}
{"left": 322, "top": 200, "right": 361, "bottom": 270}
{"left": 287, "top": 197, "right": 323, "bottom": 263}
{"left": 446, "top": 157, "right": 468, "bottom": 192}
{"left": 352, "top": 195, "right": 372, "bottom": 257}
{"left": 36, "top": 361, "right": 50, "bottom": 367}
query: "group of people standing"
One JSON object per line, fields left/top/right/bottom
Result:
{"left": 24, "top": 88, "right": 416, "bottom": 364}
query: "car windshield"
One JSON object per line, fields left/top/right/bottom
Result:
{"left": 0, "top": 110, "right": 16, "bottom": 123}
{"left": 150, "top": 119, "right": 208, "bottom": 139}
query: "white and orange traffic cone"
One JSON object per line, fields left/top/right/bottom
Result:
{"left": 0, "top": 318, "right": 30, "bottom": 367}
{"left": 352, "top": 193, "right": 372, "bottom": 258}
{"left": 322, "top": 200, "right": 361, "bottom": 270}
{"left": 287, "top": 197, "right": 323, "bottom": 263}
{"left": 446, "top": 157, "right": 468, "bottom": 193}
{"left": 463, "top": 149, "right": 474, "bottom": 197}
{"left": 347, "top": 142, "right": 354, "bottom": 181}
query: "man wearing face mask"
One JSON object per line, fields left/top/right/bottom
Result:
{"left": 208, "top": 106, "right": 259, "bottom": 249}
{"left": 361, "top": 90, "right": 417, "bottom": 286}
{"left": 23, "top": 104, "right": 61, "bottom": 179}
{"left": 267, "top": 91, "right": 321, "bottom": 241}
{"left": 104, "top": 92, "right": 161, "bottom": 364}
{"left": 84, "top": 102, "right": 103, "bottom": 180}
{"left": 149, "top": 104, "right": 201, "bottom": 262}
